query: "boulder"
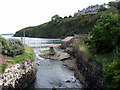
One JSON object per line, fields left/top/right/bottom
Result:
{"left": 59, "top": 52, "right": 70, "bottom": 61}
{"left": 65, "top": 80, "right": 70, "bottom": 83}
{"left": 48, "top": 47, "right": 55, "bottom": 55}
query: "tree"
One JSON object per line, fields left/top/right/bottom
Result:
{"left": 89, "top": 13, "right": 120, "bottom": 53}
{"left": 104, "top": 58, "right": 120, "bottom": 88}
{"left": 98, "top": 5, "right": 107, "bottom": 11}
{"left": 108, "top": 1, "right": 120, "bottom": 9}
{"left": 51, "top": 15, "right": 62, "bottom": 21}
{"left": 64, "top": 16, "right": 67, "bottom": 18}
{"left": 69, "top": 15, "right": 72, "bottom": 18}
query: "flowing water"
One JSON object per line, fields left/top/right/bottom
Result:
{"left": 28, "top": 48, "right": 82, "bottom": 89}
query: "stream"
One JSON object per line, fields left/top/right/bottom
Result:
{"left": 1, "top": 34, "right": 83, "bottom": 89}
{"left": 28, "top": 48, "right": 83, "bottom": 89}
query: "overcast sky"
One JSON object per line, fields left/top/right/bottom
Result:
{"left": 0, "top": 0, "right": 113, "bottom": 34}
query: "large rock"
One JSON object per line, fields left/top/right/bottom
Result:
{"left": 39, "top": 47, "right": 71, "bottom": 61}
{"left": 48, "top": 47, "right": 55, "bottom": 55}
{"left": 58, "top": 52, "right": 70, "bottom": 61}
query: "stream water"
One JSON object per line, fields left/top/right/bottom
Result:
{"left": 28, "top": 48, "right": 83, "bottom": 89}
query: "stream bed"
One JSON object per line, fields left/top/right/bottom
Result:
{"left": 28, "top": 48, "right": 83, "bottom": 89}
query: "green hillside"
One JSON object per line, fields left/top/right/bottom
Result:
{"left": 14, "top": 7, "right": 119, "bottom": 38}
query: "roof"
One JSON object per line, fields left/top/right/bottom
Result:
{"left": 62, "top": 36, "right": 74, "bottom": 42}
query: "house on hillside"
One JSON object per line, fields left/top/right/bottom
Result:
{"left": 77, "top": 4, "right": 100, "bottom": 15}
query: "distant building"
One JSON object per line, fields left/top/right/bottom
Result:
{"left": 75, "top": 4, "right": 100, "bottom": 15}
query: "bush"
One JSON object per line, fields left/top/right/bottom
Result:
{"left": 7, "top": 39, "right": 25, "bottom": 57}
{"left": 0, "top": 36, "right": 9, "bottom": 54}
{"left": 104, "top": 59, "right": 120, "bottom": 88}
{"left": 90, "top": 13, "right": 120, "bottom": 53}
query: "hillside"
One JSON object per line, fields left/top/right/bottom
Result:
{"left": 14, "top": 7, "right": 119, "bottom": 38}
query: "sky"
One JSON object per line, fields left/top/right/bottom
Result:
{"left": 0, "top": 0, "right": 114, "bottom": 34}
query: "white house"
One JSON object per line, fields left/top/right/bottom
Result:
{"left": 77, "top": 4, "right": 100, "bottom": 15}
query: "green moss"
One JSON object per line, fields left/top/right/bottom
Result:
{"left": 9, "top": 45, "right": 35, "bottom": 64}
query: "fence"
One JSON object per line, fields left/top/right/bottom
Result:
{"left": 24, "top": 39, "right": 61, "bottom": 47}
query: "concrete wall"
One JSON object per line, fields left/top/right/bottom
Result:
{"left": 0, "top": 60, "right": 36, "bottom": 89}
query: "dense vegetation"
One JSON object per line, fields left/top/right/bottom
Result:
{"left": 89, "top": 13, "right": 120, "bottom": 53}
{"left": 84, "top": 13, "right": 120, "bottom": 88}
{"left": 14, "top": 6, "right": 120, "bottom": 38}
{"left": 0, "top": 36, "right": 25, "bottom": 57}
{"left": 73, "top": 1, "right": 120, "bottom": 88}
{"left": 7, "top": 39, "right": 25, "bottom": 57}
{"left": 10, "top": 45, "right": 35, "bottom": 64}
{"left": 0, "top": 36, "right": 35, "bottom": 72}
{"left": 0, "top": 36, "right": 9, "bottom": 55}
{"left": 14, "top": 13, "right": 99, "bottom": 38}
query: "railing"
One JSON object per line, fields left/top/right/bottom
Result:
{"left": 24, "top": 39, "right": 61, "bottom": 47}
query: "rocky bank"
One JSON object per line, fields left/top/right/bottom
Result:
{"left": 0, "top": 60, "right": 36, "bottom": 89}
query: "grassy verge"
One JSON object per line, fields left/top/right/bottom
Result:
{"left": 0, "top": 64, "right": 7, "bottom": 72}
{"left": 74, "top": 44, "right": 114, "bottom": 64}
{"left": 9, "top": 45, "right": 35, "bottom": 64}
{"left": 74, "top": 44, "right": 93, "bottom": 57}
{"left": 0, "top": 45, "right": 35, "bottom": 73}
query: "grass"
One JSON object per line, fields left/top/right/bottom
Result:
{"left": 0, "top": 45, "right": 35, "bottom": 73}
{"left": 0, "top": 64, "right": 7, "bottom": 72}
{"left": 74, "top": 44, "right": 93, "bottom": 57}
{"left": 9, "top": 45, "right": 35, "bottom": 64}
{"left": 74, "top": 44, "right": 114, "bottom": 64}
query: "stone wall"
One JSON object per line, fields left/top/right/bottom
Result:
{"left": 66, "top": 46, "right": 105, "bottom": 88}
{"left": 0, "top": 60, "right": 36, "bottom": 89}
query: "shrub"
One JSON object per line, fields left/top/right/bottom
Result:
{"left": 0, "top": 36, "right": 9, "bottom": 54}
{"left": 7, "top": 39, "right": 25, "bottom": 57}
{"left": 90, "top": 13, "right": 120, "bottom": 53}
{"left": 104, "top": 59, "right": 120, "bottom": 88}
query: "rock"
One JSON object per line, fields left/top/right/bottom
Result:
{"left": 39, "top": 47, "right": 71, "bottom": 61}
{"left": 72, "top": 80, "right": 76, "bottom": 83}
{"left": 48, "top": 47, "right": 55, "bottom": 55}
{"left": 59, "top": 52, "right": 71, "bottom": 61}
{"left": 1, "top": 60, "right": 36, "bottom": 89}
{"left": 36, "top": 63, "right": 40, "bottom": 66}
{"left": 52, "top": 87, "right": 57, "bottom": 90}
{"left": 65, "top": 80, "right": 70, "bottom": 83}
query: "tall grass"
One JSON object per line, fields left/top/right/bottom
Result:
{"left": 74, "top": 44, "right": 114, "bottom": 64}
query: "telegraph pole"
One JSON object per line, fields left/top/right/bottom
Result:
{"left": 23, "top": 31, "right": 25, "bottom": 44}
